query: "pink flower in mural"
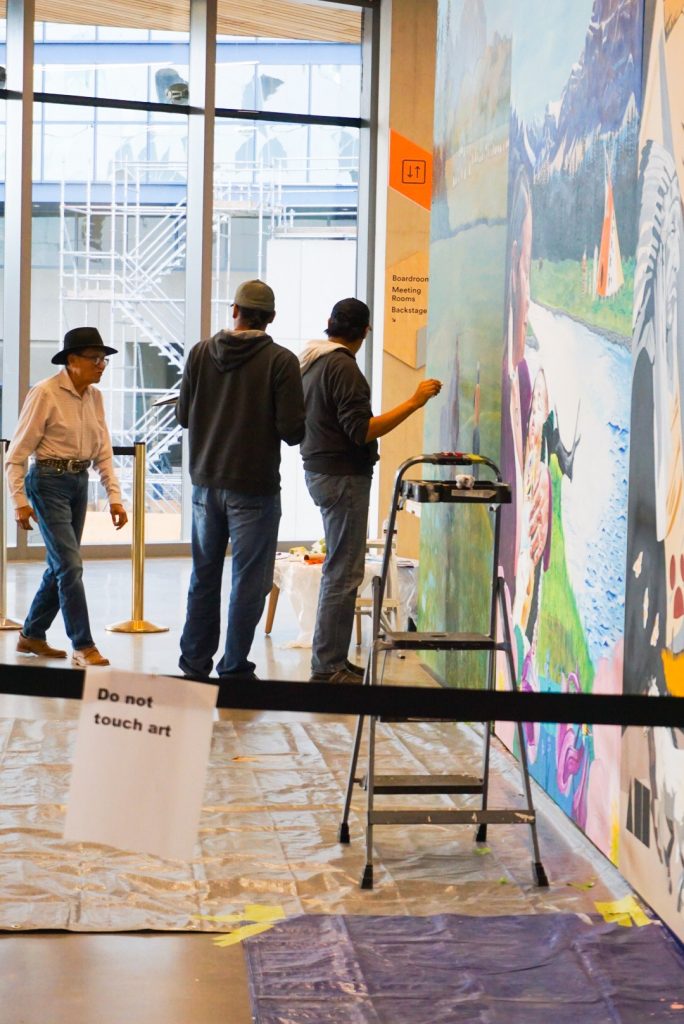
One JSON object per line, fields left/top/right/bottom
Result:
{"left": 555, "top": 675, "right": 591, "bottom": 829}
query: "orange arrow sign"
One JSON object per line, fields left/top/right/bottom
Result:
{"left": 389, "top": 130, "right": 433, "bottom": 210}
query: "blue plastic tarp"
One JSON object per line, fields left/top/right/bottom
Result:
{"left": 244, "top": 913, "right": 684, "bottom": 1023}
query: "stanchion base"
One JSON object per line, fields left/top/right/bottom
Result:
{"left": 105, "top": 620, "right": 169, "bottom": 634}
{"left": 360, "top": 864, "right": 374, "bottom": 890}
{"left": 0, "top": 617, "right": 22, "bottom": 630}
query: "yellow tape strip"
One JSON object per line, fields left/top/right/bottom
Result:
{"left": 212, "top": 921, "right": 278, "bottom": 947}
{"left": 594, "top": 894, "right": 652, "bottom": 927}
{"left": 194, "top": 904, "right": 286, "bottom": 947}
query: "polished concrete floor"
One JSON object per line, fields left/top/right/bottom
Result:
{"left": 0, "top": 558, "right": 633, "bottom": 1023}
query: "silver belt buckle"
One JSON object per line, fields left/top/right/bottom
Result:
{"left": 66, "top": 459, "right": 79, "bottom": 472}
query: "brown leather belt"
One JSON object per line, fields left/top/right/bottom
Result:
{"left": 36, "top": 458, "right": 91, "bottom": 473}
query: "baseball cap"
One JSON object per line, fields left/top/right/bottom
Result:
{"left": 232, "top": 279, "right": 275, "bottom": 313}
{"left": 329, "top": 297, "right": 370, "bottom": 326}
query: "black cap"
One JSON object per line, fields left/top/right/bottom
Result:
{"left": 329, "top": 297, "right": 370, "bottom": 326}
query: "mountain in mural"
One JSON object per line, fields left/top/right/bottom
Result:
{"left": 517, "top": 0, "right": 642, "bottom": 266}
{"left": 542, "top": 0, "right": 641, "bottom": 173}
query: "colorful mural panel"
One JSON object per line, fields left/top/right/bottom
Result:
{"left": 500, "top": 0, "right": 642, "bottom": 863}
{"left": 620, "top": 0, "right": 684, "bottom": 939}
{"left": 421, "top": 0, "right": 643, "bottom": 866}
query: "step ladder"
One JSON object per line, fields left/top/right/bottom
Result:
{"left": 338, "top": 451, "right": 549, "bottom": 890}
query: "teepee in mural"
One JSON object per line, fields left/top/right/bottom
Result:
{"left": 596, "top": 154, "right": 624, "bottom": 297}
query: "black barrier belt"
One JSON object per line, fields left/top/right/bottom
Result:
{"left": 112, "top": 446, "right": 136, "bottom": 456}
{"left": 1, "top": 662, "right": 683, "bottom": 727}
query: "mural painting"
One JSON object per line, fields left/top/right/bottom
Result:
{"left": 418, "top": 0, "right": 512, "bottom": 683}
{"left": 620, "top": 0, "right": 684, "bottom": 938}
{"left": 499, "top": 0, "right": 642, "bottom": 861}
{"left": 421, "top": 0, "right": 643, "bottom": 862}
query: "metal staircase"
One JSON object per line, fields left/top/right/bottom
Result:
{"left": 59, "top": 161, "right": 287, "bottom": 507}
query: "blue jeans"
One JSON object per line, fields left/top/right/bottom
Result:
{"left": 305, "top": 472, "right": 371, "bottom": 675}
{"left": 23, "top": 464, "right": 94, "bottom": 650}
{"left": 179, "top": 486, "right": 281, "bottom": 678}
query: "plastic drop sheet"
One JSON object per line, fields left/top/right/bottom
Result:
{"left": 245, "top": 913, "right": 684, "bottom": 1024}
{"left": 0, "top": 706, "right": 631, "bottom": 931}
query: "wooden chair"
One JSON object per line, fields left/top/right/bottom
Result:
{"left": 354, "top": 537, "right": 400, "bottom": 646}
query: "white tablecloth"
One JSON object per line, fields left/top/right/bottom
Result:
{"left": 272, "top": 554, "right": 417, "bottom": 648}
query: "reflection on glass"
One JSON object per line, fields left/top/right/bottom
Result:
{"left": 7, "top": 8, "right": 363, "bottom": 549}
{"left": 212, "top": 110, "right": 359, "bottom": 541}
{"left": 311, "top": 64, "right": 361, "bottom": 118}
{"left": 0, "top": 95, "right": 5, "bottom": 460}
{"left": 29, "top": 105, "right": 187, "bottom": 544}
{"left": 34, "top": 22, "right": 190, "bottom": 106}
{"left": 215, "top": 0, "right": 362, "bottom": 118}
{"left": 211, "top": 118, "right": 359, "bottom": 329}
{"left": 96, "top": 68, "right": 148, "bottom": 119}
{"left": 43, "top": 66, "right": 96, "bottom": 104}
{"left": 43, "top": 122, "right": 95, "bottom": 180}
{"left": 0, "top": 82, "right": 10, "bottom": 546}
{"left": 215, "top": 46, "right": 362, "bottom": 118}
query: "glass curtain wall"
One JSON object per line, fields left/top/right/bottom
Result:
{"left": 1, "top": 0, "right": 367, "bottom": 551}
{"left": 213, "top": 2, "right": 362, "bottom": 541}
{"left": 0, "top": 17, "right": 5, "bottom": 437}
{"left": 29, "top": 21, "right": 190, "bottom": 545}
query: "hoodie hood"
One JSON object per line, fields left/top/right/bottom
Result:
{"left": 299, "top": 339, "right": 348, "bottom": 375}
{"left": 209, "top": 329, "right": 273, "bottom": 372}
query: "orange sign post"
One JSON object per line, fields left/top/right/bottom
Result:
{"left": 388, "top": 130, "right": 433, "bottom": 210}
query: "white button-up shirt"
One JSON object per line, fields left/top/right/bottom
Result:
{"left": 6, "top": 369, "right": 122, "bottom": 508}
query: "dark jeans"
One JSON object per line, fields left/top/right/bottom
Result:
{"left": 23, "top": 464, "right": 94, "bottom": 650}
{"left": 179, "top": 485, "right": 281, "bottom": 678}
{"left": 305, "top": 471, "right": 371, "bottom": 675}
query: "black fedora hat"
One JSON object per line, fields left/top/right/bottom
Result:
{"left": 52, "top": 327, "right": 118, "bottom": 366}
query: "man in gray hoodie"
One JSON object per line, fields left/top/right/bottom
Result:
{"left": 177, "top": 279, "right": 305, "bottom": 680}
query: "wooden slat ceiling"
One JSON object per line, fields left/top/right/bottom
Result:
{"left": 0, "top": 0, "right": 362, "bottom": 42}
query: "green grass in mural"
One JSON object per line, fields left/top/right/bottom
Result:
{"left": 531, "top": 258, "right": 634, "bottom": 339}
{"left": 537, "top": 456, "right": 595, "bottom": 693}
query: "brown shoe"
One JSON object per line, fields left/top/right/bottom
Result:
{"left": 72, "top": 646, "right": 110, "bottom": 667}
{"left": 17, "top": 633, "right": 67, "bottom": 659}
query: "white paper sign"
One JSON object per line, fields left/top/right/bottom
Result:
{"left": 64, "top": 668, "right": 218, "bottom": 861}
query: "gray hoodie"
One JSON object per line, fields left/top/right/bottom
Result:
{"left": 299, "top": 338, "right": 378, "bottom": 477}
{"left": 177, "top": 329, "right": 305, "bottom": 495}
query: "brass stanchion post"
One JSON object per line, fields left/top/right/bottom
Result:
{"left": 0, "top": 440, "right": 22, "bottom": 630}
{"left": 106, "top": 441, "right": 168, "bottom": 634}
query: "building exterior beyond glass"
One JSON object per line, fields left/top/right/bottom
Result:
{"left": 0, "top": 4, "right": 365, "bottom": 548}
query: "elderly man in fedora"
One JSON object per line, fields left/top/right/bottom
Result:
{"left": 6, "top": 327, "right": 128, "bottom": 667}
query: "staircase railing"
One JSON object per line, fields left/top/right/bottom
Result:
{"left": 59, "top": 158, "right": 297, "bottom": 510}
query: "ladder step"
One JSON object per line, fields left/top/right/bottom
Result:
{"left": 378, "top": 631, "right": 503, "bottom": 651}
{"left": 368, "top": 809, "right": 536, "bottom": 825}
{"left": 374, "top": 774, "right": 483, "bottom": 794}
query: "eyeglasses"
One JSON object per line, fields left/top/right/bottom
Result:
{"left": 77, "top": 353, "right": 109, "bottom": 366}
